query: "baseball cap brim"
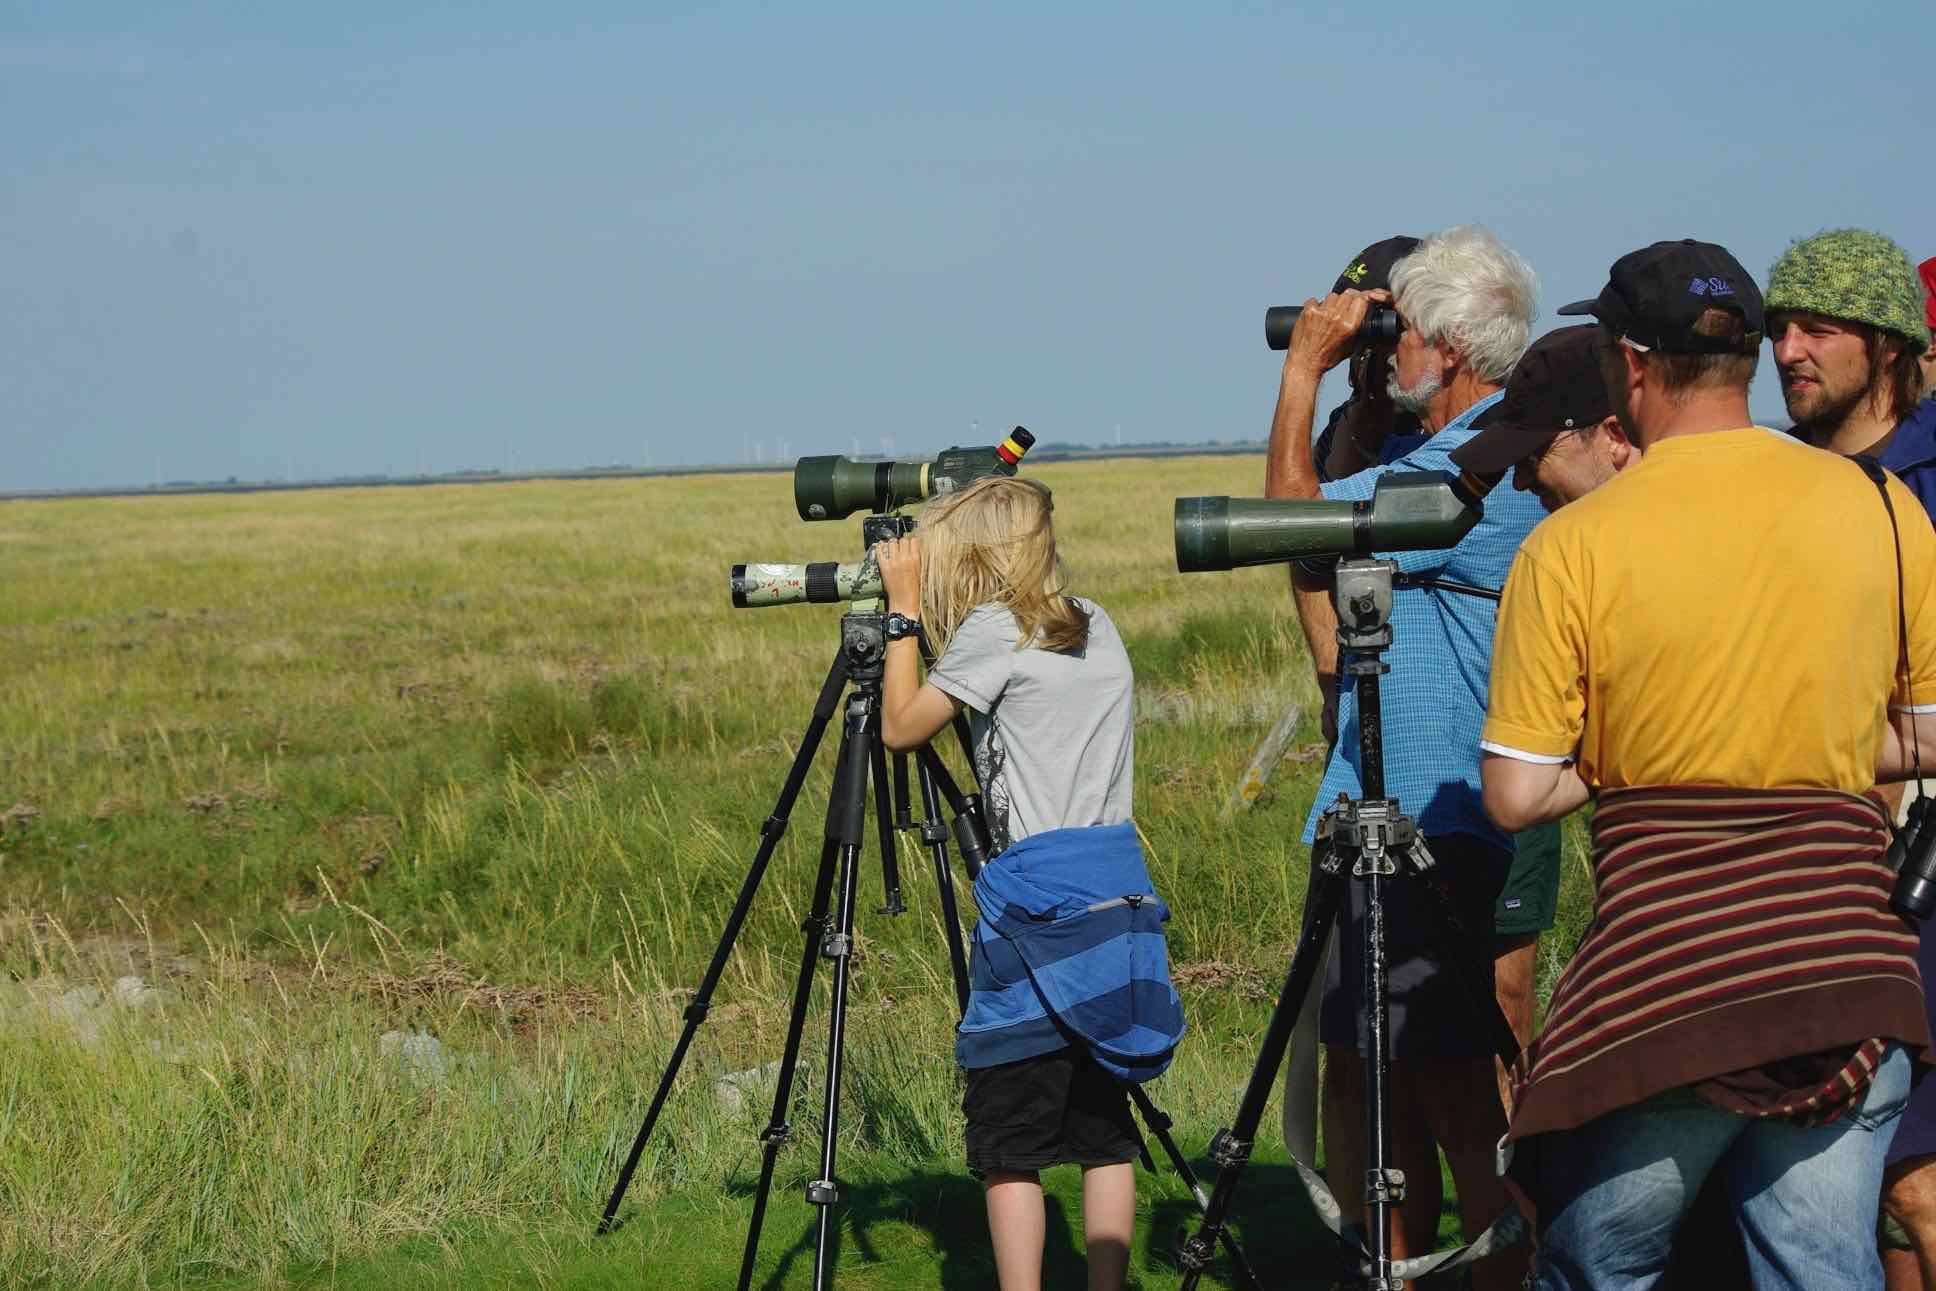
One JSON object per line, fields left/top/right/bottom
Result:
{"left": 1448, "top": 420, "right": 1564, "bottom": 476}
{"left": 1555, "top": 298, "right": 1600, "bottom": 317}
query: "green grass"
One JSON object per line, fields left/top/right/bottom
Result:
{"left": 0, "top": 463, "right": 1595, "bottom": 1289}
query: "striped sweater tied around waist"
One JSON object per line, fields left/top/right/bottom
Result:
{"left": 956, "top": 822, "right": 1185, "bottom": 1083}
{"left": 1508, "top": 785, "right": 1928, "bottom": 1142}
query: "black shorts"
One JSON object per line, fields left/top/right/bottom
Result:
{"left": 1318, "top": 832, "right": 1512, "bottom": 1061}
{"left": 962, "top": 1046, "right": 1143, "bottom": 1179}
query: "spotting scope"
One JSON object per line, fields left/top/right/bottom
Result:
{"left": 1174, "top": 471, "right": 1484, "bottom": 572}
{"left": 730, "top": 560, "right": 883, "bottom": 610}
{"left": 794, "top": 427, "right": 1036, "bottom": 521}
{"left": 1263, "top": 305, "right": 1403, "bottom": 351}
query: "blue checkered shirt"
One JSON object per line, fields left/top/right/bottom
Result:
{"left": 1300, "top": 391, "right": 1547, "bottom": 851}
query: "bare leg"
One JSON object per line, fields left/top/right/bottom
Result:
{"left": 984, "top": 1170, "right": 1046, "bottom": 1291}
{"left": 1416, "top": 1057, "right": 1526, "bottom": 1291}
{"left": 1080, "top": 1161, "right": 1135, "bottom": 1291}
{"left": 1492, "top": 933, "right": 1538, "bottom": 1113}
{"left": 1884, "top": 1156, "right": 1936, "bottom": 1291}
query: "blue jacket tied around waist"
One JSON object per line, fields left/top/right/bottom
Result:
{"left": 956, "top": 822, "right": 1185, "bottom": 1083}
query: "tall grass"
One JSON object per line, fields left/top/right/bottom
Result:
{"left": 0, "top": 462, "right": 1585, "bottom": 1288}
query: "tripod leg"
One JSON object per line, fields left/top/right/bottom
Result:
{"left": 1361, "top": 866, "right": 1400, "bottom": 1290}
{"left": 737, "top": 830, "right": 845, "bottom": 1291}
{"left": 869, "top": 736, "right": 906, "bottom": 915}
{"left": 810, "top": 693, "right": 876, "bottom": 1290}
{"left": 598, "top": 648, "right": 847, "bottom": 1235}
{"left": 1127, "top": 1086, "right": 1264, "bottom": 1291}
{"left": 734, "top": 718, "right": 859, "bottom": 1291}
{"left": 1176, "top": 849, "right": 1350, "bottom": 1290}
{"left": 916, "top": 744, "right": 990, "bottom": 880}
{"left": 912, "top": 751, "right": 973, "bottom": 1014}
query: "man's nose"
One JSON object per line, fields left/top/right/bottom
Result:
{"left": 1512, "top": 461, "right": 1535, "bottom": 492}
{"left": 1771, "top": 323, "right": 1807, "bottom": 365}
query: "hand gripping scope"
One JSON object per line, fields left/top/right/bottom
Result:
{"left": 1174, "top": 471, "right": 1485, "bottom": 571}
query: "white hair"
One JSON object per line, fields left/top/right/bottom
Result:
{"left": 1389, "top": 225, "right": 1539, "bottom": 385}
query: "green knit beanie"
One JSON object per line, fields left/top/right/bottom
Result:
{"left": 1766, "top": 228, "right": 1931, "bottom": 353}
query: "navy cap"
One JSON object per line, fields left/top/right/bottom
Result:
{"left": 1558, "top": 240, "right": 1764, "bottom": 354}
{"left": 1450, "top": 326, "right": 1613, "bottom": 475}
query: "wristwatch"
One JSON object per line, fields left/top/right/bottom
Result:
{"left": 883, "top": 613, "right": 923, "bottom": 641}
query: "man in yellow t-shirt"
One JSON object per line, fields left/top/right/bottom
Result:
{"left": 1481, "top": 239, "right": 1936, "bottom": 1291}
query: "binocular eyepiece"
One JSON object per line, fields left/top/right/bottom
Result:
{"left": 1264, "top": 305, "right": 1403, "bottom": 352}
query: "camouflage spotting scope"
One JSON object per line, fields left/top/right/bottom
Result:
{"left": 732, "top": 427, "right": 1037, "bottom": 608}
{"left": 1174, "top": 471, "right": 1484, "bottom": 571}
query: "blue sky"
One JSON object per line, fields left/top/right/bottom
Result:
{"left": 7, "top": 2, "right": 1933, "bottom": 490}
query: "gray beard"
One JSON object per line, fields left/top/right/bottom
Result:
{"left": 1389, "top": 369, "right": 1442, "bottom": 416}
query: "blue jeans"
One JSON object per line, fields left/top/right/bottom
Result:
{"left": 1527, "top": 1044, "right": 1911, "bottom": 1291}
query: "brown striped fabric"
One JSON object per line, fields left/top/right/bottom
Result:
{"left": 1507, "top": 785, "right": 1929, "bottom": 1142}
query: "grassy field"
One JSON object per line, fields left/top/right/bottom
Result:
{"left": 0, "top": 460, "right": 1591, "bottom": 1289}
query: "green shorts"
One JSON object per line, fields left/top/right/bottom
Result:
{"left": 1495, "top": 822, "right": 1562, "bottom": 937}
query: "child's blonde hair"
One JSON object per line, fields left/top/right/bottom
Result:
{"left": 918, "top": 475, "right": 1089, "bottom": 657}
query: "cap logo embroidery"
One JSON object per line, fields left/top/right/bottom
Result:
{"left": 1689, "top": 276, "right": 1735, "bottom": 298}
{"left": 1342, "top": 261, "right": 1369, "bottom": 284}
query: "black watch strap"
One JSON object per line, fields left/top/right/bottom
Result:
{"left": 884, "top": 613, "right": 923, "bottom": 641}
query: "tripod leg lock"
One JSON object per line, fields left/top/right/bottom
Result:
{"left": 919, "top": 820, "right": 948, "bottom": 845}
{"left": 821, "top": 932, "right": 853, "bottom": 960}
{"left": 805, "top": 1178, "right": 839, "bottom": 1206}
{"left": 1207, "top": 1127, "right": 1251, "bottom": 1170}
{"left": 760, "top": 814, "right": 788, "bottom": 843}
{"left": 681, "top": 999, "right": 710, "bottom": 1024}
{"left": 759, "top": 1121, "right": 792, "bottom": 1148}
{"left": 1175, "top": 1231, "right": 1217, "bottom": 1273}
{"left": 1365, "top": 1168, "right": 1406, "bottom": 1206}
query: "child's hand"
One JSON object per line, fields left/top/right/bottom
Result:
{"left": 873, "top": 535, "right": 922, "bottom": 614}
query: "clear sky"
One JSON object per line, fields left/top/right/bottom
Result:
{"left": 7, "top": 2, "right": 1933, "bottom": 491}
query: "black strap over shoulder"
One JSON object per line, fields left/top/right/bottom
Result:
{"left": 1853, "top": 454, "right": 1922, "bottom": 782}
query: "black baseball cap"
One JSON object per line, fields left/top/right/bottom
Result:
{"left": 1450, "top": 326, "right": 1613, "bottom": 475}
{"left": 1333, "top": 235, "right": 1422, "bottom": 296}
{"left": 1556, "top": 240, "right": 1763, "bottom": 354}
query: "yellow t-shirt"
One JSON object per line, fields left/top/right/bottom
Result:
{"left": 1483, "top": 427, "right": 1936, "bottom": 792}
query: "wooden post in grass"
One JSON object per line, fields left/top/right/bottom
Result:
{"left": 1226, "top": 702, "right": 1304, "bottom": 815}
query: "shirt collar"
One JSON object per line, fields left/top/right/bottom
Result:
{"left": 1422, "top": 389, "right": 1506, "bottom": 452}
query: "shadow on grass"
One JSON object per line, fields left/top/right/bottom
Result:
{"left": 728, "top": 1159, "right": 1344, "bottom": 1291}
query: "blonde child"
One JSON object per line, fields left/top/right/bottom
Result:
{"left": 876, "top": 475, "right": 1181, "bottom": 1291}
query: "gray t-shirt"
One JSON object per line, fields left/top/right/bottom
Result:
{"left": 927, "top": 597, "right": 1134, "bottom": 854}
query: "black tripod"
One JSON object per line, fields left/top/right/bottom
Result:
{"left": 1175, "top": 559, "right": 1524, "bottom": 1290}
{"left": 598, "top": 514, "right": 1257, "bottom": 1291}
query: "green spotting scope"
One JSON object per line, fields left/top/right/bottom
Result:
{"left": 1174, "top": 471, "right": 1485, "bottom": 572}
{"left": 730, "top": 560, "right": 882, "bottom": 610}
{"left": 793, "top": 427, "right": 1036, "bottom": 521}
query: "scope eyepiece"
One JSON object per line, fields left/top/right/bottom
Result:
{"left": 1264, "top": 305, "right": 1403, "bottom": 352}
{"left": 793, "top": 428, "right": 1036, "bottom": 521}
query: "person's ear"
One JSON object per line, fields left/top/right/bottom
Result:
{"left": 1598, "top": 414, "right": 1636, "bottom": 469}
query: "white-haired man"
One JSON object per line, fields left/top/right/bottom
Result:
{"left": 1264, "top": 225, "right": 1542, "bottom": 1291}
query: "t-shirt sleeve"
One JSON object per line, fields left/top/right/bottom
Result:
{"left": 1888, "top": 474, "right": 1936, "bottom": 711}
{"left": 1482, "top": 541, "right": 1588, "bottom": 761}
{"left": 928, "top": 605, "right": 1020, "bottom": 712}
